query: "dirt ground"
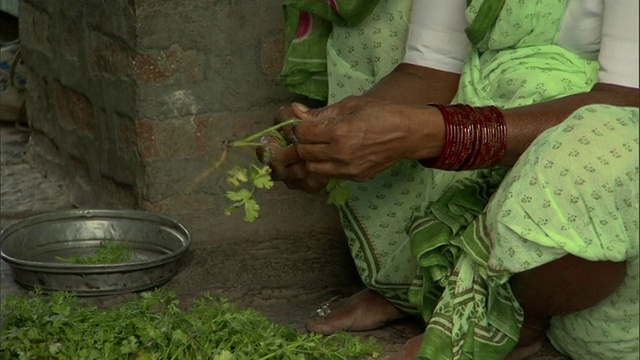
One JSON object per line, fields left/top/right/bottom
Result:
{"left": 0, "top": 123, "right": 570, "bottom": 359}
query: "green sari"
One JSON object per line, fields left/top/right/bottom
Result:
{"left": 280, "top": 0, "right": 381, "bottom": 100}
{"left": 282, "top": 1, "right": 640, "bottom": 359}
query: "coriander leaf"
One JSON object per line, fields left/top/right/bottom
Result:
{"left": 212, "top": 350, "right": 234, "bottom": 360}
{"left": 172, "top": 329, "right": 188, "bottom": 344}
{"left": 250, "top": 165, "right": 274, "bottom": 189}
{"left": 56, "top": 242, "right": 134, "bottom": 265}
{"left": 2, "top": 290, "right": 381, "bottom": 359}
{"left": 225, "top": 189, "right": 252, "bottom": 202}
{"left": 226, "top": 166, "right": 249, "bottom": 187}
{"left": 326, "top": 179, "right": 351, "bottom": 205}
{"left": 243, "top": 199, "right": 260, "bottom": 222}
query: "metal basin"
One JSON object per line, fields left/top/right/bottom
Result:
{"left": 0, "top": 209, "right": 191, "bottom": 296}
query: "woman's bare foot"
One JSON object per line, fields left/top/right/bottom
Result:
{"left": 504, "top": 338, "right": 544, "bottom": 360}
{"left": 393, "top": 333, "right": 423, "bottom": 360}
{"left": 305, "top": 288, "right": 407, "bottom": 335}
{"left": 504, "top": 324, "right": 545, "bottom": 360}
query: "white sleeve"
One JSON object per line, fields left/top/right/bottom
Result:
{"left": 402, "top": 0, "right": 471, "bottom": 74}
{"left": 598, "top": 0, "right": 639, "bottom": 89}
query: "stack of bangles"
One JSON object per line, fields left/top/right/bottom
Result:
{"left": 419, "top": 103, "right": 507, "bottom": 170}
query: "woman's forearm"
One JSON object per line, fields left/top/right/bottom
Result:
{"left": 500, "top": 83, "right": 640, "bottom": 166}
{"left": 341, "top": 64, "right": 639, "bottom": 169}
{"left": 364, "top": 63, "right": 462, "bottom": 106}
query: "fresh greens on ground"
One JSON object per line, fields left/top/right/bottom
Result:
{"left": 1, "top": 289, "right": 380, "bottom": 359}
{"left": 55, "top": 242, "right": 135, "bottom": 264}
{"left": 191, "top": 119, "right": 351, "bottom": 222}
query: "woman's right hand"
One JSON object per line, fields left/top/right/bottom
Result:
{"left": 256, "top": 105, "right": 329, "bottom": 194}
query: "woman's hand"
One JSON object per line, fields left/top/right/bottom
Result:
{"left": 256, "top": 106, "right": 330, "bottom": 194}
{"left": 290, "top": 96, "right": 445, "bottom": 181}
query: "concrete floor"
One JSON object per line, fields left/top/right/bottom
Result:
{"left": 0, "top": 123, "right": 570, "bottom": 359}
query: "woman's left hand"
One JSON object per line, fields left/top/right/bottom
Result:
{"left": 288, "top": 96, "right": 445, "bottom": 181}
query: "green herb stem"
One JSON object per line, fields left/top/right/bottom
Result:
{"left": 227, "top": 141, "right": 266, "bottom": 148}
{"left": 233, "top": 118, "right": 301, "bottom": 144}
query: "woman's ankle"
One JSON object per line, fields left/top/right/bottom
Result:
{"left": 505, "top": 317, "right": 548, "bottom": 360}
{"left": 305, "top": 289, "right": 406, "bottom": 334}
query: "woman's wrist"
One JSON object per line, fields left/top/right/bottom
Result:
{"left": 418, "top": 104, "right": 507, "bottom": 170}
{"left": 405, "top": 105, "right": 446, "bottom": 161}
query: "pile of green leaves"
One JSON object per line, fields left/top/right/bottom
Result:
{"left": 1, "top": 289, "right": 380, "bottom": 359}
{"left": 55, "top": 242, "right": 135, "bottom": 265}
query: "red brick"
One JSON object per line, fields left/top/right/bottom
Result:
{"left": 139, "top": 200, "right": 167, "bottom": 213}
{"left": 131, "top": 54, "right": 170, "bottom": 83}
{"left": 52, "top": 82, "right": 96, "bottom": 136}
{"left": 154, "top": 119, "right": 197, "bottom": 159}
{"left": 89, "top": 32, "right": 132, "bottom": 77}
{"left": 23, "top": 66, "right": 51, "bottom": 132}
{"left": 136, "top": 118, "right": 157, "bottom": 160}
{"left": 68, "top": 92, "right": 96, "bottom": 136}
{"left": 136, "top": 117, "right": 198, "bottom": 161}
{"left": 52, "top": 83, "right": 73, "bottom": 130}
{"left": 19, "top": 3, "right": 52, "bottom": 56}
{"left": 132, "top": 44, "right": 204, "bottom": 84}
{"left": 193, "top": 114, "right": 215, "bottom": 155}
{"left": 115, "top": 114, "right": 137, "bottom": 160}
{"left": 260, "top": 32, "right": 285, "bottom": 78}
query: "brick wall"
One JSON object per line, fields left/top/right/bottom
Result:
{"left": 20, "top": 0, "right": 298, "bottom": 211}
{"left": 18, "top": 0, "right": 356, "bottom": 290}
{"left": 21, "top": 0, "right": 139, "bottom": 207}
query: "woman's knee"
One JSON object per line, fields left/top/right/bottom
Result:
{"left": 486, "top": 104, "right": 638, "bottom": 255}
{"left": 510, "top": 254, "right": 626, "bottom": 326}
{"left": 509, "top": 255, "right": 626, "bottom": 353}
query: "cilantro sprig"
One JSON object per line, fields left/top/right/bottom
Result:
{"left": 1, "top": 289, "right": 380, "bottom": 359}
{"left": 224, "top": 165, "right": 273, "bottom": 222}
{"left": 326, "top": 179, "right": 351, "bottom": 207}
{"left": 55, "top": 242, "right": 135, "bottom": 265}
{"left": 191, "top": 118, "right": 352, "bottom": 222}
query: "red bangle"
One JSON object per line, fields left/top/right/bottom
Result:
{"left": 419, "top": 103, "right": 507, "bottom": 171}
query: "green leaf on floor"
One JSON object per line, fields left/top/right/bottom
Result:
{"left": 1, "top": 289, "right": 381, "bottom": 359}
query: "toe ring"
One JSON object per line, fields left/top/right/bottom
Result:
{"left": 314, "top": 296, "right": 338, "bottom": 318}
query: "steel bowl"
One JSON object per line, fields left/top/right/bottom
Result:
{"left": 0, "top": 209, "right": 191, "bottom": 296}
